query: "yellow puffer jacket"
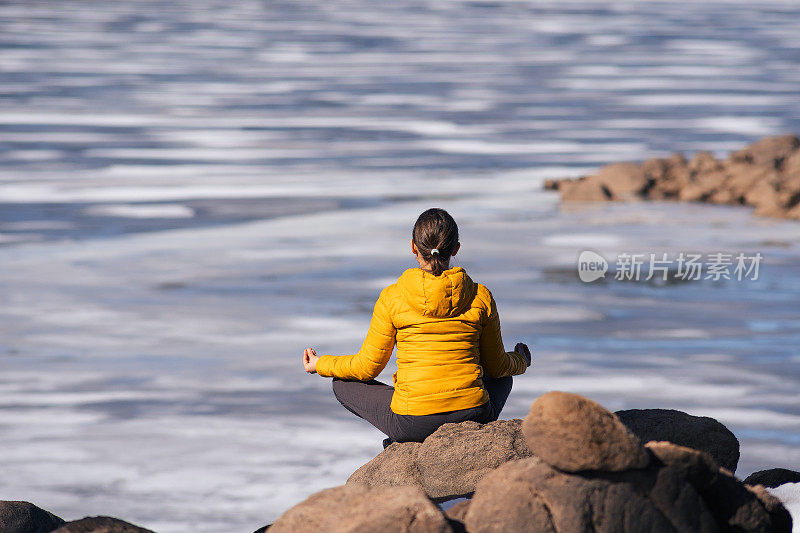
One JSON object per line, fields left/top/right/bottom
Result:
{"left": 315, "top": 266, "right": 528, "bottom": 415}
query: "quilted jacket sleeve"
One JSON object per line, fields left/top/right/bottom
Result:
{"left": 478, "top": 290, "right": 527, "bottom": 378}
{"left": 315, "top": 287, "right": 396, "bottom": 381}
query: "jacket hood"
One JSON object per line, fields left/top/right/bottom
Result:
{"left": 396, "top": 266, "right": 477, "bottom": 318}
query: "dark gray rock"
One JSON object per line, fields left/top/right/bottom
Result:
{"left": 616, "top": 408, "right": 740, "bottom": 472}
{"left": 0, "top": 501, "right": 65, "bottom": 533}
{"left": 744, "top": 468, "right": 800, "bottom": 488}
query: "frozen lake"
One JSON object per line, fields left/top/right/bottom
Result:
{"left": 1, "top": 1, "right": 800, "bottom": 531}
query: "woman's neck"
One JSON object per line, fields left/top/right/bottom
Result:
{"left": 420, "top": 264, "right": 449, "bottom": 273}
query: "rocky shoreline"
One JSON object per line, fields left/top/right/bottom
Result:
{"left": 3, "top": 391, "right": 798, "bottom": 532}
{"left": 545, "top": 134, "right": 800, "bottom": 221}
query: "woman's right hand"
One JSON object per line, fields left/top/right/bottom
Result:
{"left": 515, "top": 342, "right": 532, "bottom": 367}
{"left": 303, "top": 347, "right": 319, "bottom": 374}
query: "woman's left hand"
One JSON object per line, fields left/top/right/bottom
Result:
{"left": 515, "top": 342, "right": 532, "bottom": 367}
{"left": 303, "top": 347, "right": 320, "bottom": 374}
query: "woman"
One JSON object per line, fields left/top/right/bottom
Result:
{"left": 302, "top": 208, "right": 531, "bottom": 445}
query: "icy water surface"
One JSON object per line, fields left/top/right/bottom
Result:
{"left": 1, "top": 1, "right": 800, "bottom": 531}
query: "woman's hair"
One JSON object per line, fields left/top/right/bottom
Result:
{"left": 412, "top": 208, "right": 459, "bottom": 276}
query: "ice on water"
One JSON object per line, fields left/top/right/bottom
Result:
{"left": 1, "top": 1, "right": 800, "bottom": 532}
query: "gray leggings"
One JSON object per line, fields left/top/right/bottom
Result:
{"left": 331, "top": 375, "right": 513, "bottom": 442}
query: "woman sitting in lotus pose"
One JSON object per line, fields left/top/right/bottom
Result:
{"left": 302, "top": 207, "right": 531, "bottom": 446}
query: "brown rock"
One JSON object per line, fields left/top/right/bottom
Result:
{"left": 645, "top": 441, "right": 719, "bottom": 490}
{"left": 645, "top": 154, "right": 691, "bottom": 199}
{"left": 416, "top": 420, "right": 532, "bottom": 499}
{"left": 593, "top": 162, "right": 648, "bottom": 199}
{"left": 546, "top": 135, "right": 800, "bottom": 221}
{"left": 642, "top": 441, "right": 788, "bottom": 532}
{"left": 688, "top": 151, "right": 722, "bottom": 175}
{"left": 725, "top": 164, "right": 775, "bottom": 202}
{"left": 744, "top": 468, "right": 800, "bottom": 488}
{"left": 746, "top": 179, "right": 784, "bottom": 217}
{"left": 616, "top": 408, "right": 740, "bottom": 472}
{"left": 347, "top": 420, "right": 532, "bottom": 500}
{"left": 746, "top": 484, "right": 794, "bottom": 532}
{"left": 0, "top": 501, "right": 65, "bottom": 533}
{"left": 347, "top": 441, "right": 424, "bottom": 491}
{"left": 463, "top": 458, "right": 557, "bottom": 533}
{"left": 52, "top": 517, "right": 155, "bottom": 533}
{"left": 728, "top": 134, "right": 800, "bottom": 168}
{"left": 700, "top": 469, "right": 779, "bottom": 532}
{"left": 269, "top": 485, "right": 452, "bottom": 533}
{"left": 707, "top": 187, "right": 736, "bottom": 205}
{"left": 543, "top": 178, "right": 569, "bottom": 191}
{"left": 559, "top": 176, "right": 612, "bottom": 202}
{"left": 464, "top": 457, "right": 717, "bottom": 533}
{"left": 443, "top": 500, "right": 470, "bottom": 523}
{"left": 785, "top": 149, "right": 800, "bottom": 175}
{"left": 522, "top": 391, "right": 650, "bottom": 473}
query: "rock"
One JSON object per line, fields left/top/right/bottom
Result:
{"left": 416, "top": 419, "right": 532, "bottom": 499}
{"left": 462, "top": 420, "right": 789, "bottom": 533}
{"left": 728, "top": 134, "right": 800, "bottom": 168}
{"left": 464, "top": 456, "right": 717, "bottom": 533}
{"left": 51, "top": 517, "right": 155, "bottom": 533}
{"left": 645, "top": 441, "right": 719, "bottom": 490}
{"left": 347, "top": 420, "right": 532, "bottom": 500}
{"left": 700, "top": 469, "right": 782, "bottom": 532}
{"left": 593, "top": 162, "right": 648, "bottom": 199}
{"left": 688, "top": 151, "right": 722, "bottom": 175}
{"left": 559, "top": 175, "right": 611, "bottom": 202}
{"left": 746, "top": 178, "right": 785, "bottom": 217}
{"left": 268, "top": 485, "right": 452, "bottom": 533}
{"left": 522, "top": 391, "right": 650, "bottom": 473}
{"left": 643, "top": 153, "right": 691, "bottom": 199}
{"left": 615, "top": 408, "right": 740, "bottom": 472}
{"left": 347, "top": 441, "right": 424, "bottom": 491}
{"left": 0, "top": 501, "right": 65, "bottom": 533}
{"left": 546, "top": 134, "right": 800, "bottom": 221}
{"left": 338, "top": 393, "right": 791, "bottom": 533}
{"left": 443, "top": 501, "right": 470, "bottom": 524}
{"left": 744, "top": 468, "right": 800, "bottom": 488}
{"left": 746, "top": 484, "right": 794, "bottom": 532}
{"left": 559, "top": 163, "right": 647, "bottom": 203}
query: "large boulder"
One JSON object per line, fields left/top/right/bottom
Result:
{"left": 744, "top": 468, "right": 800, "bottom": 488}
{"left": 644, "top": 440, "right": 790, "bottom": 530}
{"left": 615, "top": 408, "right": 740, "bottom": 472}
{"left": 51, "top": 517, "right": 155, "bottom": 533}
{"left": 268, "top": 485, "right": 452, "bottom": 533}
{"left": 415, "top": 419, "right": 532, "bottom": 499}
{"left": 522, "top": 391, "right": 650, "bottom": 473}
{"left": 347, "top": 419, "right": 532, "bottom": 500}
{"left": 0, "top": 501, "right": 65, "bottom": 533}
{"left": 463, "top": 456, "right": 718, "bottom": 533}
